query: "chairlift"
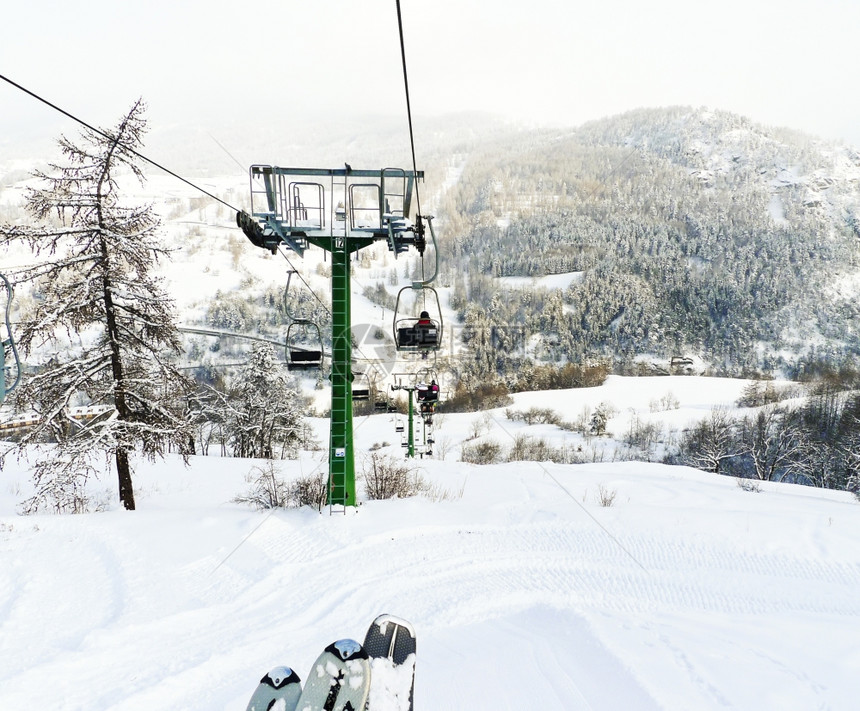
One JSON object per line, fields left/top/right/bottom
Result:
{"left": 285, "top": 320, "right": 323, "bottom": 371}
{"left": 374, "top": 392, "right": 397, "bottom": 412}
{"left": 393, "top": 284, "right": 442, "bottom": 352}
{"left": 283, "top": 270, "right": 324, "bottom": 371}
{"left": 416, "top": 380, "right": 440, "bottom": 404}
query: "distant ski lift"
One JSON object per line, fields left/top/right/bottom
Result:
{"left": 374, "top": 395, "right": 396, "bottom": 412}
{"left": 286, "top": 320, "right": 323, "bottom": 371}
{"left": 393, "top": 285, "right": 442, "bottom": 352}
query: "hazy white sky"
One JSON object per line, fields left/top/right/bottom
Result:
{"left": 2, "top": 0, "right": 860, "bottom": 155}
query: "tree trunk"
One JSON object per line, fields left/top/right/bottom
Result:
{"left": 96, "top": 132, "right": 137, "bottom": 510}
{"left": 103, "top": 267, "right": 136, "bottom": 508}
{"left": 116, "top": 447, "right": 136, "bottom": 510}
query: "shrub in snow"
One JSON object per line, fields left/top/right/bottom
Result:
{"left": 439, "top": 383, "right": 512, "bottom": 413}
{"left": 504, "top": 407, "right": 561, "bottom": 425}
{"left": 597, "top": 484, "right": 617, "bottom": 507}
{"left": 288, "top": 472, "right": 328, "bottom": 511}
{"left": 736, "top": 477, "right": 762, "bottom": 493}
{"left": 460, "top": 439, "right": 503, "bottom": 465}
{"left": 234, "top": 461, "right": 291, "bottom": 510}
{"left": 361, "top": 452, "right": 423, "bottom": 500}
{"left": 507, "top": 434, "right": 555, "bottom": 462}
{"left": 623, "top": 414, "right": 664, "bottom": 460}
{"left": 234, "top": 460, "right": 327, "bottom": 511}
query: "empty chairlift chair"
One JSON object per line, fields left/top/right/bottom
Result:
{"left": 286, "top": 320, "right": 324, "bottom": 371}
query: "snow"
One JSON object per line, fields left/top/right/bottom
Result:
{"left": 2, "top": 375, "right": 859, "bottom": 710}
{"left": 497, "top": 271, "right": 584, "bottom": 291}
{"left": 367, "top": 656, "right": 414, "bottom": 711}
{"left": 3, "top": 160, "right": 860, "bottom": 709}
{"left": 768, "top": 194, "right": 789, "bottom": 226}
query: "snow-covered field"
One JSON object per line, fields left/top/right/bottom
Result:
{"left": 2, "top": 376, "right": 859, "bottom": 711}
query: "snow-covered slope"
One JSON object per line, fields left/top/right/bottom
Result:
{"left": 2, "top": 377, "right": 859, "bottom": 711}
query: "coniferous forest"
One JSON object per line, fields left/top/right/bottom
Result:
{"left": 430, "top": 106, "right": 860, "bottom": 381}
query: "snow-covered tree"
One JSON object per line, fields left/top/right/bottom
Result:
{"left": 0, "top": 101, "right": 192, "bottom": 512}
{"left": 226, "top": 343, "right": 303, "bottom": 459}
{"left": 677, "top": 406, "right": 741, "bottom": 474}
{"left": 740, "top": 406, "right": 807, "bottom": 482}
{"left": 590, "top": 404, "right": 609, "bottom": 437}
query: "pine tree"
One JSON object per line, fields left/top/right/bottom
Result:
{"left": 0, "top": 100, "right": 192, "bottom": 512}
{"left": 227, "top": 343, "right": 303, "bottom": 459}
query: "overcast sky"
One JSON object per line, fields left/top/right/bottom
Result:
{"left": 2, "top": 0, "right": 860, "bottom": 159}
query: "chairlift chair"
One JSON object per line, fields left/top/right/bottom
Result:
{"left": 285, "top": 320, "right": 324, "bottom": 371}
{"left": 393, "top": 285, "right": 442, "bottom": 352}
{"left": 282, "top": 270, "right": 325, "bottom": 371}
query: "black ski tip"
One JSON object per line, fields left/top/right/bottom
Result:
{"left": 325, "top": 639, "right": 369, "bottom": 662}
{"left": 260, "top": 665, "right": 301, "bottom": 689}
{"left": 369, "top": 613, "right": 416, "bottom": 636}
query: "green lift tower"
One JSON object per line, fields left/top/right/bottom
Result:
{"left": 237, "top": 165, "right": 425, "bottom": 508}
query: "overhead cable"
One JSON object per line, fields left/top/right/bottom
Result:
{"left": 395, "top": 0, "right": 422, "bottom": 217}
{"left": 0, "top": 73, "right": 241, "bottom": 213}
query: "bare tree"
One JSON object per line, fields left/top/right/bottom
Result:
{"left": 0, "top": 101, "right": 192, "bottom": 512}
{"left": 741, "top": 406, "right": 807, "bottom": 482}
{"left": 678, "top": 406, "right": 740, "bottom": 474}
{"left": 186, "top": 382, "right": 231, "bottom": 456}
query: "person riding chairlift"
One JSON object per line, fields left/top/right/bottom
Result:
{"left": 426, "top": 379, "right": 439, "bottom": 402}
{"left": 415, "top": 310, "right": 436, "bottom": 355}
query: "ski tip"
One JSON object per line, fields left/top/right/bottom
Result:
{"left": 327, "top": 639, "right": 369, "bottom": 661}
{"left": 260, "top": 665, "right": 301, "bottom": 689}
{"left": 371, "top": 613, "right": 416, "bottom": 636}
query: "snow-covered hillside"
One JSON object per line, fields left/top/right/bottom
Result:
{"left": 3, "top": 118, "right": 860, "bottom": 710}
{"left": 2, "top": 376, "right": 859, "bottom": 711}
